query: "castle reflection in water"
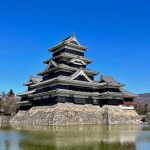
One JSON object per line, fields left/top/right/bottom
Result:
{"left": 1, "top": 124, "right": 150, "bottom": 150}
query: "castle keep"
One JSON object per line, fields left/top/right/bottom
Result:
{"left": 13, "top": 34, "right": 141, "bottom": 125}
{"left": 18, "top": 34, "right": 137, "bottom": 110}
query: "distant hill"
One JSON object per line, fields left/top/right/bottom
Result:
{"left": 134, "top": 93, "right": 150, "bottom": 105}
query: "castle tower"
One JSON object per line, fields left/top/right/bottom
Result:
{"left": 18, "top": 34, "right": 137, "bottom": 110}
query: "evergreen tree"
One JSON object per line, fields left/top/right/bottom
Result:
{"left": 8, "top": 89, "right": 14, "bottom": 96}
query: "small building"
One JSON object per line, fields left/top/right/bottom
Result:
{"left": 18, "top": 34, "right": 137, "bottom": 110}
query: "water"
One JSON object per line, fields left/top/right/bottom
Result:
{"left": 0, "top": 124, "right": 150, "bottom": 150}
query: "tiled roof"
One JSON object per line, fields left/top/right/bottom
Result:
{"left": 120, "top": 88, "right": 137, "bottom": 98}
{"left": 100, "top": 75, "right": 124, "bottom": 87}
{"left": 24, "top": 76, "right": 42, "bottom": 86}
{"left": 48, "top": 34, "right": 88, "bottom": 52}
{"left": 17, "top": 89, "right": 36, "bottom": 96}
{"left": 31, "top": 76, "right": 42, "bottom": 83}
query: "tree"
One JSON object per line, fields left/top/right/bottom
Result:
{"left": 0, "top": 98, "right": 2, "bottom": 109}
{"left": 0, "top": 91, "right": 7, "bottom": 109}
{"left": 1, "top": 89, "right": 19, "bottom": 116}
{"left": 2, "top": 98, "right": 19, "bottom": 116}
{"left": 135, "top": 104, "right": 149, "bottom": 116}
{"left": 1, "top": 91, "right": 7, "bottom": 100}
{"left": 7, "top": 89, "right": 15, "bottom": 100}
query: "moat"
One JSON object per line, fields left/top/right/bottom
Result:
{"left": 0, "top": 124, "right": 150, "bottom": 150}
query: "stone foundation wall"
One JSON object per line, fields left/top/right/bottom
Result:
{"left": 102, "top": 105, "right": 141, "bottom": 124}
{"left": 11, "top": 103, "right": 103, "bottom": 125}
{"left": 0, "top": 116, "right": 12, "bottom": 125}
{"left": 11, "top": 103, "right": 141, "bottom": 126}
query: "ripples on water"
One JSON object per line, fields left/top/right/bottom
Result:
{"left": 0, "top": 123, "right": 150, "bottom": 150}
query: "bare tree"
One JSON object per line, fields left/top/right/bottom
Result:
{"left": 1, "top": 91, "right": 7, "bottom": 100}
{"left": 1, "top": 89, "right": 19, "bottom": 116}
{"left": 0, "top": 98, "right": 2, "bottom": 114}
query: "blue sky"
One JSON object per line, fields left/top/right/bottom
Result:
{"left": 0, "top": 0, "right": 150, "bottom": 94}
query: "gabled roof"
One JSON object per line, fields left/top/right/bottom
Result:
{"left": 49, "top": 34, "right": 88, "bottom": 52}
{"left": 99, "top": 75, "right": 125, "bottom": 87}
{"left": 45, "top": 59, "right": 58, "bottom": 71}
{"left": 31, "top": 76, "right": 42, "bottom": 83}
{"left": 62, "top": 34, "right": 81, "bottom": 46}
{"left": 23, "top": 76, "right": 42, "bottom": 86}
{"left": 120, "top": 88, "right": 137, "bottom": 98}
{"left": 69, "top": 69, "right": 93, "bottom": 82}
{"left": 70, "top": 58, "right": 87, "bottom": 65}
{"left": 29, "top": 75, "right": 107, "bottom": 88}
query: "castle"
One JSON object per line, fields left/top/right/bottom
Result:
{"left": 14, "top": 34, "right": 140, "bottom": 125}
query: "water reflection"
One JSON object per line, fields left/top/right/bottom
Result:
{"left": 0, "top": 124, "right": 150, "bottom": 150}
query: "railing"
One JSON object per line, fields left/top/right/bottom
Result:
{"left": 119, "top": 105, "right": 134, "bottom": 110}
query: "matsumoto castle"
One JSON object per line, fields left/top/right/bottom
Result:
{"left": 18, "top": 34, "right": 137, "bottom": 110}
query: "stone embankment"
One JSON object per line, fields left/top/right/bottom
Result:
{"left": 10, "top": 103, "right": 141, "bottom": 126}
{"left": 102, "top": 105, "right": 141, "bottom": 124}
{"left": 11, "top": 104, "right": 103, "bottom": 125}
{"left": 0, "top": 116, "right": 12, "bottom": 125}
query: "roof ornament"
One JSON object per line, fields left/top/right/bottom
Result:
{"left": 70, "top": 69, "right": 92, "bottom": 82}
{"left": 72, "top": 32, "right": 75, "bottom": 37}
{"left": 70, "top": 58, "right": 86, "bottom": 65}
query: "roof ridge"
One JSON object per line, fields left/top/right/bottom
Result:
{"left": 62, "top": 34, "right": 74, "bottom": 41}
